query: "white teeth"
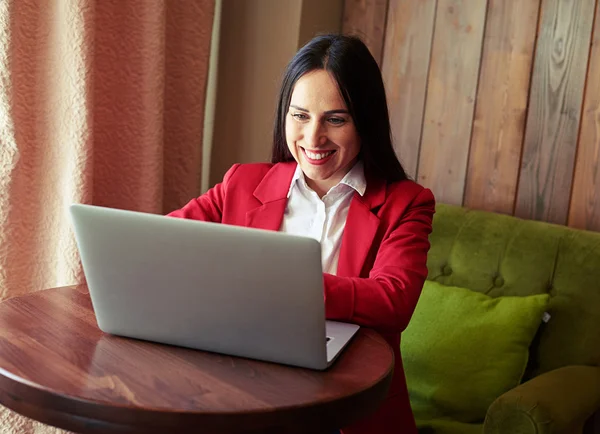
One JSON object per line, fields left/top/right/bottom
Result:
{"left": 305, "top": 149, "right": 333, "bottom": 160}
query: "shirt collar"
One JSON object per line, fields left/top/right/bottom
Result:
{"left": 286, "top": 160, "right": 367, "bottom": 198}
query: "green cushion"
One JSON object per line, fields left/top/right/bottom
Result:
{"left": 417, "top": 419, "right": 483, "bottom": 434}
{"left": 401, "top": 281, "right": 550, "bottom": 424}
{"left": 426, "top": 203, "right": 600, "bottom": 375}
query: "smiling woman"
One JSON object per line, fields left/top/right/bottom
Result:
{"left": 272, "top": 35, "right": 408, "bottom": 192}
{"left": 284, "top": 70, "right": 360, "bottom": 197}
{"left": 169, "top": 34, "right": 436, "bottom": 434}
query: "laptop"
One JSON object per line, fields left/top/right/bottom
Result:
{"left": 69, "top": 204, "right": 360, "bottom": 370}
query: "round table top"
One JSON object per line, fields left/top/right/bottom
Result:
{"left": 0, "top": 285, "right": 394, "bottom": 434}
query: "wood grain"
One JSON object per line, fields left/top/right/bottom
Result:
{"left": 416, "top": 0, "right": 487, "bottom": 205}
{"left": 514, "top": 0, "right": 595, "bottom": 224}
{"left": 342, "top": 0, "right": 389, "bottom": 64}
{"left": 464, "top": 0, "right": 541, "bottom": 214}
{"left": 568, "top": 2, "right": 600, "bottom": 231}
{"left": 0, "top": 286, "right": 393, "bottom": 434}
{"left": 381, "top": 0, "right": 437, "bottom": 179}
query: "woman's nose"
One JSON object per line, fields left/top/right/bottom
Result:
{"left": 305, "top": 122, "right": 327, "bottom": 147}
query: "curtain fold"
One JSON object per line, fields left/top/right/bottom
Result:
{"left": 0, "top": 0, "right": 214, "bottom": 429}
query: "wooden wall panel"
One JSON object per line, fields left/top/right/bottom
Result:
{"left": 416, "top": 0, "right": 487, "bottom": 205}
{"left": 569, "top": 3, "right": 600, "bottom": 231}
{"left": 342, "top": 0, "right": 389, "bottom": 64}
{"left": 343, "top": 0, "right": 600, "bottom": 231}
{"left": 381, "top": 0, "right": 437, "bottom": 179}
{"left": 514, "top": 0, "right": 595, "bottom": 224}
{"left": 464, "top": 0, "right": 540, "bottom": 214}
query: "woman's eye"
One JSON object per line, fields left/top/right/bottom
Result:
{"left": 328, "top": 117, "right": 346, "bottom": 125}
{"left": 292, "top": 113, "right": 308, "bottom": 121}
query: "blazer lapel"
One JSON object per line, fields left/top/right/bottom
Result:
{"left": 337, "top": 176, "right": 386, "bottom": 278}
{"left": 245, "top": 162, "right": 297, "bottom": 231}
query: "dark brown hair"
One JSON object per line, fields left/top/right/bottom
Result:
{"left": 271, "top": 34, "right": 407, "bottom": 183}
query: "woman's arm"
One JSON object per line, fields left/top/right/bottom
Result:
{"left": 167, "top": 164, "right": 241, "bottom": 222}
{"left": 324, "top": 188, "right": 435, "bottom": 333}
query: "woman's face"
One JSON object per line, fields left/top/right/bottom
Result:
{"left": 285, "top": 70, "right": 361, "bottom": 196}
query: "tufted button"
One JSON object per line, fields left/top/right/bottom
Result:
{"left": 493, "top": 276, "right": 505, "bottom": 287}
{"left": 442, "top": 264, "right": 453, "bottom": 276}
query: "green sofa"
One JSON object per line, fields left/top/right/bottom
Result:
{"left": 403, "top": 204, "right": 600, "bottom": 434}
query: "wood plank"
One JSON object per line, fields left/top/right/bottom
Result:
{"left": 416, "top": 0, "right": 487, "bottom": 205}
{"left": 463, "top": 0, "right": 541, "bottom": 214}
{"left": 381, "top": 0, "right": 437, "bottom": 179}
{"left": 342, "top": 0, "right": 389, "bottom": 64}
{"left": 568, "top": 2, "right": 600, "bottom": 231}
{"left": 514, "top": 0, "right": 595, "bottom": 224}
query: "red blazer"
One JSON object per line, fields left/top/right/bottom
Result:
{"left": 169, "top": 162, "right": 435, "bottom": 434}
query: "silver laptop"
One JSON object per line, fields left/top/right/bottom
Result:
{"left": 69, "top": 204, "right": 359, "bottom": 370}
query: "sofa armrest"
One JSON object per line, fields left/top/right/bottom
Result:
{"left": 483, "top": 365, "right": 600, "bottom": 434}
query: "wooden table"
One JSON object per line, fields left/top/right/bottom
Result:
{"left": 0, "top": 285, "right": 394, "bottom": 434}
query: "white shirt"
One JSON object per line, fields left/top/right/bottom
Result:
{"left": 279, "top": 161, "right": 367, "bottom": 275}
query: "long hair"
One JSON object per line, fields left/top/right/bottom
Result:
{"left": 271, "top": 34, "right": 407, "bottom": 183}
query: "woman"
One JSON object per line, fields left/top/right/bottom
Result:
{"left": 169, "top": 34, "right": 435, "bottom": 434}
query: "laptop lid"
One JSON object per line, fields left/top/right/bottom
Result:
{"left": 70, "top": 204, "right": 331, "bottom": 370}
